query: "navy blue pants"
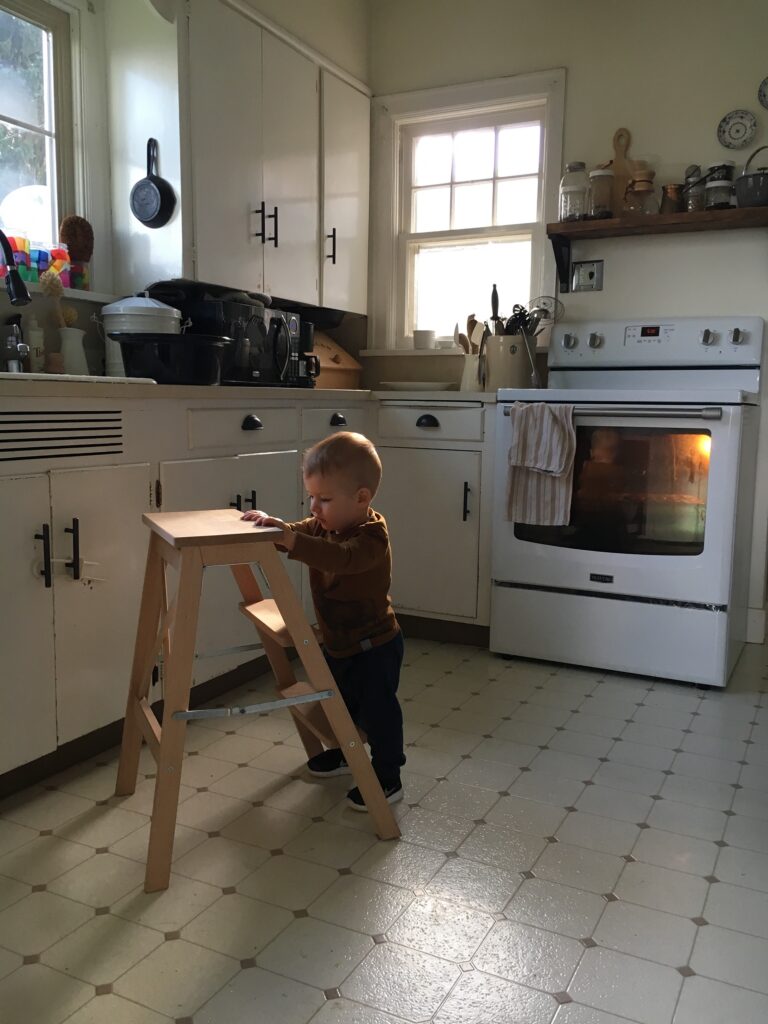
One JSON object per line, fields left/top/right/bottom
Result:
{"left": 324, "top": 633, "right": 406, "bottom": 785}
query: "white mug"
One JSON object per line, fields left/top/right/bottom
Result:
{"left": 413, "top": 329, "right": 435, "bottom": 350}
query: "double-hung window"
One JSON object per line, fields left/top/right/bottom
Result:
{"left": 0, "top": 0, "right": 74, "bottom": 247}
{"left": 370, "top": 71, "right": 564, "bottom": 348}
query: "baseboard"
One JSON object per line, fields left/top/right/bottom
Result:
{"left": 0, "top": 655, "right": 270, "bottom": 801}
{"left": 747, "top": 607, "right": 766, "bottom": 645}
{"left": 399, "top": 614, "right": 490, "bottom": 648}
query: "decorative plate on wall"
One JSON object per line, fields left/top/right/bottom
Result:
{"left": 759, "top": 77, "right": 768, "bottom": 111}
{"left": 717, "top": 109, "right": 758, "bottom": 149}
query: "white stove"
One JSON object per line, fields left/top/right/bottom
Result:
{"left": 490, "top": 316, "right": 764, "bottom": 688}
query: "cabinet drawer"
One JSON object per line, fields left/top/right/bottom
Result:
{"left": 377, "top": 403, "right": 484, "bottom": 442}
{"left": 188, "top": 406, "right": 298, "bottom": 450}
{"left": 301, "top": 406, "right": 368, "bottom": 440}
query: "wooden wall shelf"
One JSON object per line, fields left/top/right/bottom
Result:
{"left": 547, "top": 207, "right": 768, "bottom": 292}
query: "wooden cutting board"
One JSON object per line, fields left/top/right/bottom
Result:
{"left": 611, "top": 128, "right": 632, "bottom": 215}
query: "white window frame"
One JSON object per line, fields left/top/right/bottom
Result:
{"left": 1, "top": 0, "right": 112, "bottom": 291}
{"left": 369, "top": 70, "right": 565, "bottom": 350}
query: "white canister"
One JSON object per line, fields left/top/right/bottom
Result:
{"left": 484, "top": 335, "right": 532, "bottom": 390}
{"left": 59, "top": 328, "right": 89, "bottom": 375}
{"left": 95, "top": 295, "right": 182, "bottom": 377}
{"left": 413, "top": 329, "right": 435, "bottom": 350}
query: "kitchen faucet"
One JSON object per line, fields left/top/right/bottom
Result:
{"left": 0, "top": 228, "right": 31, "bottom": 306}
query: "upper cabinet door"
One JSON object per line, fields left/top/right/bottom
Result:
{"left": 188, "top": 0, "right": 264, "bottom": 292}
{"left": 261, "top": 34, "right": 319, "bottom": 305}
{"left": 321, "top": 72, "right": 370, "bottom": 315}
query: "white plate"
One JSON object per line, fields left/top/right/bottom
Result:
{"left": 717, "top": 109, "right": 758, "bottom": 149}
{"left": 379, "top": 380, "right": 456, "bottom": 391}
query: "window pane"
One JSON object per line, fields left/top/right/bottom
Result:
{"left": 454, "top": 181, "right": 493, "bottom": 229}
{"left": 413, "top": 186, "right": 450, "bottom": 232}
{"left": 413, "top": 238, "right": 532, "bottom": 338}
{"left": 453, "top": 128, "right": 494, "bottom": 182}
{"left": 0, "top": 120, "right": 56, "bottom": 242}
{"left": 514, "top": 429, "right": 710, "bottom": 555}
{"left": 496, "top": 177, "right": 538, "bottom": 224}
{"left": 0, "top": 10, "right": 53, "bottom": 130}
{"left": 497, "top": 124, "right": 541, "bottom": 176}
{"left": 413, "top": 133, "right": 452, "bottom": 186}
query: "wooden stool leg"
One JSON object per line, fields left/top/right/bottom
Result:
{"left": 258, "top": 547, "right": 400, "bottom": 841}
{"left": 145, "top": 547, "right": 204, "bottom": 892}
{"left": 116, "top": 533, "right": 165, "bottom": 797}
{"left": 230, "top": 563, "right": 324, "bottom": 760}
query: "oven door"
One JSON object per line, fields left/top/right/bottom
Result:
{"left": 492, "top": 401, "right": 745, "bottom": 606}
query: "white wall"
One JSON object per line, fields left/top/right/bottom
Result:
{"left": 104, "top": 0, "right": 184, "bottom": 296}
{"left": 369, "top": 0, "right": 768, "bottom": 633}
{"left": 241, "top": 0, "right": 369, "bottom": 82}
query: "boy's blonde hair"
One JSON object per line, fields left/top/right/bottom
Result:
{"left": 303, "top": 432, "right": 382, "bottom": 495}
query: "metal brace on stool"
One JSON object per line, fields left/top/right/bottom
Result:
{"left": 173, "top": 689, "right": 334, "bottom": 721}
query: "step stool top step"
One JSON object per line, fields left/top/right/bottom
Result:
{"left": 143, "top": 509, "right": 283, "bottom": 547}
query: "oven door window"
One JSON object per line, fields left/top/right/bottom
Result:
{"left": 514, "top": 426, "right": 711, "bottom": 555}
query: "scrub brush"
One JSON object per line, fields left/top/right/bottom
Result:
{"left": 40, "top": 269, "right": 77, "bottom": 328}
{"left": 59, "top": 215, "right": 94, "bottom": 263}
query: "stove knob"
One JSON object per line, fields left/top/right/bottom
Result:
{"left": 562, "top": 332, "right": 578, "bottom": 350}
{"left": 588, "top": 332, "right": 603, "bottom": 349}
{"left": 728, "top": 327, "right": 744, "bottom": 345}
{"left": 699, "top": 328, "right": 715, "bottom": 346}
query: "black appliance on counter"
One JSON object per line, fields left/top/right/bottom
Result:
{"left": 145, "top": 278, "right": 319, "bottom": 387}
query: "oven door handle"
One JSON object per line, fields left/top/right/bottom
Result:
{"left": 502, "top": 405, "right": 723, "bottom": 420}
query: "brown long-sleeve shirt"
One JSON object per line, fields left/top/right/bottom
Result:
{"left": 286, "top": 509, "right": 399, "bottom": 658}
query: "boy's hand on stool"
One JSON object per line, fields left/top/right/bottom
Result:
{"left": 241, "top": 510, "right": 296, "bottom": 550}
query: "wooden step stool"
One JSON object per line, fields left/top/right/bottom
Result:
{"left": 115, "top": 508, "right": 400, "bottom": 892}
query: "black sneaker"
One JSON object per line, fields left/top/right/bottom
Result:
{"left": 346, "top": 780, "right": 403, "bottom": 812}
{"left": 307, "top": 748, "right": 351, "bottom": 778}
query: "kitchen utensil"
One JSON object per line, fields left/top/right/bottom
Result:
{"left": 453, "top": 323, "right": 460, "bottom": 348}
{"left": 130, "top": 138, "right": 176, "bottom": 228}
{"left": 470, "top": 321, "right": 484, "bottom": 354}
{"left": 59, "top": 215, "right": 94, "bottom": 262}
{"left": 717, "top": 110, "right": 758, "bottom": 150}
{"left": 458, "top": 333, "right": 471, "bottom": 353}
{"left": 611, "top": 128, "right": 632, "bottom": 219}
{"left": 528, "top": 296, "right": 565, "bottom": 329}
{"left": 476, "top": 323, "right": 491, "bottom": 388}
{"left": 491, "top": 284, "right": 501, "bottom": 327}
{"left": 734, "top": 145, "right": 768, "bottom": 207}
{"left": 112, "top": 332, "right": 231, "bottom": 385}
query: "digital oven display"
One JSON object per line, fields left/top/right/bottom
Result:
{"left": 640, "top": 326, "right": 660, "bottom": 337}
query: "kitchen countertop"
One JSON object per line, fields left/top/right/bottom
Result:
{"left": 0, "top": 378, "right": 498, "bottom": 402}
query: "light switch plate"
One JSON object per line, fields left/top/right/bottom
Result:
{"left": 572, "top": 260, "right": 604, "bottom": 291}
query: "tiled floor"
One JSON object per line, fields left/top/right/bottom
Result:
{"left": 1, "top": 639, "right": 768, "bottom": 1023}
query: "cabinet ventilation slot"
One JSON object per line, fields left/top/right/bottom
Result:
{"left": 0, "top": 409, "right": 123, "bottom": 462}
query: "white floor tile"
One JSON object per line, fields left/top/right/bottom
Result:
{"left": 569, "top": 946, "right": 681, "bottom": 1024}
{"left": 704, "top": 880, "right": 768, "bottom": 939}
{"left": 181, "top": 891, "right": 292, "bottom": 958}
{"left": 0, "top": 890, "right": 92, "bottom": 955}
{"left": 690, "top": 923, "right": 768, "bottom": 994}
{"left": 196, "top": 967, "right": 324, "bottom": 1024}
{"left": 459, "top": 822, "right": 547, "bottom": 872}
{"left": 351, "top": 839, "right": 445, "bottom": 889}
{"left": 426, "top": 856, "right": 521, "bottom": 913}
{"left": 715, "top": 844, "right": 768, "bottom": 892}
{"left": 473, "top": 918, "right": 584, "bottom": 991}
{"left": 386, "top": 895, "right": 493, "bottom": 961}
{"left": 434, "top": 969, "right": 557, "bottom": 1024}
{"left": 724, "top": 813, "right": 768, "bottom": 855}
{"left": 0, "top": 962, "right": 92, "bottom": 1024}
{"left": 593, "top": 900, "right": 696, "bottom": 966}
{"left": 342, "top": 942, "right": 460, "bottom": 1020}
{"left": 111, "top": 874, "right": 222, "bottom": 932}
{"left": 398, "top": 807, "right": 474, "bottom": 853}
{"left": 575, "top": 785, "right": 653, "bottom": 825}
{"left": 673, "top": 975, "right": 768, "bottom": 1024}
{"left": 671, "top": 752, "right": 740, "bottom": 785}
{"left": 632, "top": 828, "right": 718, "bottom": 877}
{"left": 284, "top": 821, "right": 376, "bottom": 869}
{"left": 486, "top": 794, "right": 568, "bottom": 836}
{"left": 614, "top": 860, "right": 707, "bottom": 918}
{"left": 41, "top": 913, "right": 163, "bottom": 985}
{"left": 646, "top": 800, "right": 726, "bottom": 842}
{"left": 592, "top": 762, "right": 665, "bottom": 797}
{"left": 533, "top": 842, "right": 624, "bottom": 895}
{"left": 556, "top": 811, "right": 640, "bottom": 857}
{"left": 309, "top": 874, "right": 413, "bottom": 934}
{"left": 505, "top": 877, "right": 606, "bottom": 938}
{"left": 259, "top": 917, "right": 372, "bottom": 989}
{"left": 511, "top": 771, "right": 586, "bottom": 808}
{"left": 659, "top": 775, "right": 735, "bottom": 812}
{"left": 64, "top": 994, "right": 172, "bottom": 1024}
{"left": 0, "top": 834, "right": 93, "bottom": 886}
{"left": 447, "top": 756, "right": 520, "bottom": 792}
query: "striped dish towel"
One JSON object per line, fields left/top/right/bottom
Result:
{"left": 506, "top": 402, "right": 576, "bottom": 525}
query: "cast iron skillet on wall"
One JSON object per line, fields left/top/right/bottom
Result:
{"left": 130, "top": 138, "right": 176, "bottom": 228}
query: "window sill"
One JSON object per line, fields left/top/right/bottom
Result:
{"left": 25, "top": 282, "right": 119, "bottom": 305}
{"left": 359, "top": 348, "right": 465, "bottom": 357}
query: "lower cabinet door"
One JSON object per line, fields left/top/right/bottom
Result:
{"left": 0, "top": 475, "right": 57, "bottom": 773}
{"left": 375, "top": 447, "right": 481, "bottom": 619}
{"left": 160, "top": 451, "right": 300, "bottom": 685}
{"left": 50, "top": 464, "right": 152, "bottom": 744}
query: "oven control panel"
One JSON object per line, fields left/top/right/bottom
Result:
{"left": 625, "top": 324, "right": 675, "bottom": 346}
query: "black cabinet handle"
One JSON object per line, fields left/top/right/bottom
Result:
{"left": 330, "top": 412, "right": 347, "bottom": 426}
{"left": 462, "top": 482, "right": 471, "bottom": 521}
{"left": 244, "top": 489, "right": 257, "bottom": 509}
{"left": 229, "top": 494, "right": 243, "bottom": 511}
{"left": 241, "top": 414, "right": 263, "bottom": 431}
{"left": 252, "top": 201, "right": 266, "bottom": 242}
{"left": 266, "top": 205, "right": 278, "bottom": 247}
{"left": 34, "top": 523, "right": 52, "bottom": 588}
{"left": 64, "top": 517, "right": 81, "bottom": 580}
{"left": 416, "top": 413, "right": 440, "bottom": 429}
{"left": 326, "top": 227, "right": 337, "bottom": 264}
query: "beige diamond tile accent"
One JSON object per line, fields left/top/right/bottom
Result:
{"left": 258, "top": 917, "right": 372, "bottom": 989}
{"left": 0, "top": 834, "right": 94, "bottom": 886}
{"left": 48, "top": 853, "right": 146, "bottom": 908}
{"left": 41, "top": 914, "right": 163, "bottom": 986}
{"left": 0, "top": 962, "right": 92, "bottom": 1024}
{"left": 173, "top": 835, "right": 270, "bottom": 888}
{"left": 238, "top": 853, "right": 337, "bottom": 911}
{"left": 113, "top": 938, "right": 238, "bottom": 1018}
{"left": 111, "top": 874, "right": 222, "bottom": 933}
{"left": 0, "top": 891, "right": 92, "bottom": 955}
{"left": 181, "top": 892, "right": 292, "bottom": 958}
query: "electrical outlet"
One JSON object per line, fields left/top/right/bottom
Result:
{"left": 572, "top": 260, "right": 604, "bottom": 292}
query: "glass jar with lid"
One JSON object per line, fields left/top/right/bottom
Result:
{"left": 624, "top": 180, "right": 659, "bottom": 215}
{"left": 705, "top": 180, "right": 733, "bottom": 210}
{"left": 588, "top": 169, "right": 614, "bottom": 218}
{"left": 558, "top": 162, "right": 590, "bottom": 221}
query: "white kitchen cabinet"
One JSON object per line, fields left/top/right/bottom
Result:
{"left": 0, "top": 475, "right": 57, "bottom": 774}
{"left": 50, "top": 464, "right": 153, "bottom": 744}
{"left": 160, "top": 450, "right": 300, "bottom": 684}
{"left": 188, "top": 0, "right": 264, "bottom": 293}
{"left": 262, "top": 33, "right": 319, "bottom": 304}
{"left": 321, "top": 71, "right": 370, "bottom": 314}
{"left": 375, "top": 447, "right": 482, "bottom": 620}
